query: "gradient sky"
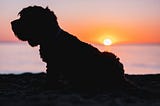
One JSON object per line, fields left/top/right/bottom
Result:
{"left": 0, "top": 0, "right": 160, "bottom": 45}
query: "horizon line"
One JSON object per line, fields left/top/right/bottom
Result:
{"left": 1, "top": 40, "right": 160, "bottom": 46}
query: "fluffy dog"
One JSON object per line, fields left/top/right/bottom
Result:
{"left": 11, "top": 6, "right": 127, "bottom": 90}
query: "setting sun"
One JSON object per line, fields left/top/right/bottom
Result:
{"left": 103, "top": 39, "right": 112, "bottom": 46}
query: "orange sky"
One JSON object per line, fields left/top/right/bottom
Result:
{"left": 0, "top": 0, "right": 160, "bottom": 45}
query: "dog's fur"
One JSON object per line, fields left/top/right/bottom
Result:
{"left": 11, "top": 6, "right": 127, "bottom": 90}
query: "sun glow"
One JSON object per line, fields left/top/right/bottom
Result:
{"left": 103, "top": 38, "right": 112, "bottom": 46}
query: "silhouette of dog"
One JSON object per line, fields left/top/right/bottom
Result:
{"left": 11, "top": 6, "right": 127, "bottom": 90}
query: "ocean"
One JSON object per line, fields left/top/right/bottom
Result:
{"left": 0, "top": 42, "right": 160, "bottom": 75}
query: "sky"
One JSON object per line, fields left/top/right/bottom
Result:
{"left": 0, "top": 0, "right": 160, "bottom": 45}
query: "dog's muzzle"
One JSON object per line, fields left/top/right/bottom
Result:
{"left": 11, "top": 20, "right": 20, "bottom": 35}
{"left": 11, "top": 20, "right": 28, "bottom": 41}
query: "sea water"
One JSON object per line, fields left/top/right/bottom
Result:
{"left": 0, "top": 42, "right": 46, "bottom": 74}
{"left": 0, "top": 42, "right": 160, "bottom": 75}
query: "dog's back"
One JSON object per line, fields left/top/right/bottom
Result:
{"left": 39, "top": 30, "right": 126, "bottom": 89}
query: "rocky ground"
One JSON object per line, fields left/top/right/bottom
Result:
{"left": 0, "top": 72, "right": 160, "bottom": 106}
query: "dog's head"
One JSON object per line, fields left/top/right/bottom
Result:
{"left": 11, "top": 6, "right": 59, "bottom": 46}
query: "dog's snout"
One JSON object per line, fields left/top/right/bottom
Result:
{"left": 10, "top": 19, "right": 25, "bottom": 40}
{"left": 11, "top": 20, "right": 19, "bottom": 34}
{"left": 11, "top": 20, "right": 19, "bottom": 27}
{"left": 11, "top": 19, "right": 29, "bottom": 41}
{"left": 11, "top": 20, "right": 15, "bottom": 25}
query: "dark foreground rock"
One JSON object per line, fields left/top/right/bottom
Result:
{"left": 0, "top": 72, "right": 160, "bottom": 106}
